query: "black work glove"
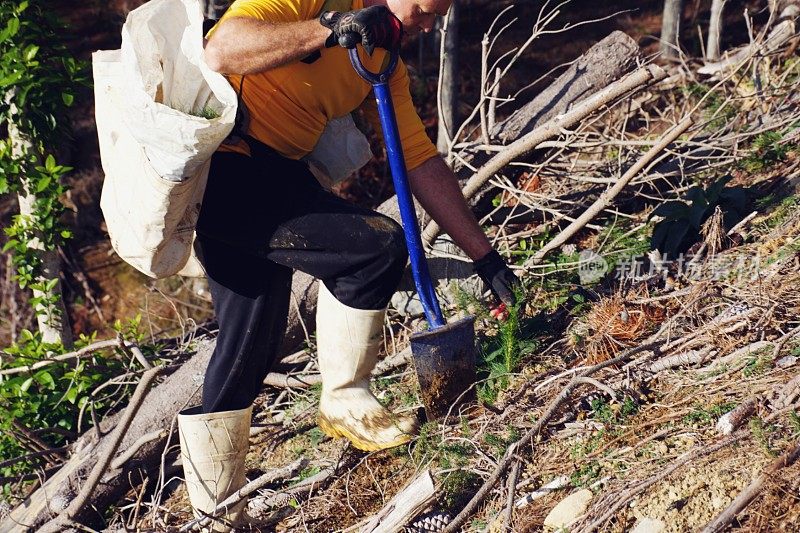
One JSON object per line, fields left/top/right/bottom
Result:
{"left": 474, "top": 250, "right": 520, "bottom": 308}
{"left": 319, "top": 6, "right": 403, "bottom": 55}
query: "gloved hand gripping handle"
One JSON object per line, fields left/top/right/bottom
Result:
{"left": 348, "top": 48, "right": 445, "bottom": 329}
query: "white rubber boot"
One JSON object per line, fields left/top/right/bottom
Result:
{"left": 177, "top": 405, "right": 252, "bottom": 532}
{"left": 316, "top": 281, "right": 418, "bottom": 451}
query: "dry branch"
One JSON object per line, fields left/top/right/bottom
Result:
{"left": 525, "top": 116, "right": 693, "bottom": 265}
{"left": 0, "top": 338, "right": 123, "bottom": 377}
{"left": 38, "top": 365, "right": 165, "bottom": 533}
{"left": 422, "top": 64, "right": 668, "bottom": 247}
{"left": 179, "top": 457, "right": 306, "bottom": 532}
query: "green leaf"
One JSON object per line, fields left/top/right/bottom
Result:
{"left": 6, "top": 17, "right": 20, "bottom": 38}
{"left": 45, "top": 154, "right": 56, "bottom": 172}
{"left": 35, "top": 371, "right": 55, "bottom": 389}
{"left": 61, "top": 92, "right": 73, "bottom": 106}
{"left": 20, "top": 377, "right": 33, "bottom": 393}
{"left": 65, "top": 387, "right": 78, "bottom": 404}
{"left": 35, "top": 175, "right": 51, "bottom": 193}
{"left": 23, "top": 44, "right": 38, "bottom": 62}
{"left": 0, "top": 176, "right": 7, "bottom": 194}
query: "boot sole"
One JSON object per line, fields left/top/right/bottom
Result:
{"left": 317, "top": 416, "right": 413, "bottom": 452}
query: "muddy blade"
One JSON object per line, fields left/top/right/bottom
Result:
{"left": 410, "top": 316, "right": 477, "bottom": 421}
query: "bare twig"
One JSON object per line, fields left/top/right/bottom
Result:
{"left": 422, "top": 64, "right": 668, "bottom": 247}
{"left": 527, "top": 116, "right": 694, "bottom": 265}
{"left": 38, "top": 365, "right": 165, "bottom": 533}
{"left": 0, "top": 338, "right": 122, "bottom": 376}
{"left": 503, "top": 460, "right": 521, "bottom": 529}
{"left": 179, "top": 457, "right": 307, "bottom": 532}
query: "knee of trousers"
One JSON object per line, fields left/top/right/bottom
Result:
{"left": 369, "top": 215, "right": 408, "bottom": 269}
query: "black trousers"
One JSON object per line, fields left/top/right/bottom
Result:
{"left": 195, "top": 143, "right": 408, "bottom": 413}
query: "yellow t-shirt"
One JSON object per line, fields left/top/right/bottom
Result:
{"left": 210, "top": 0, "right": 439, "bottom": 170}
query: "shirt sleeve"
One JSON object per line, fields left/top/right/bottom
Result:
{"left": 359, "top": 58, "right": 439, "bottom": 171}
{"left": 213, "top": 0, "right": 320, "bottom": 26}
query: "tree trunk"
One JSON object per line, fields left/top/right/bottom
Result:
{"left": 661, "top": 0, "right": 684, "bottom": 58}
{"left": 707, "top": 0, "right": 727, "bottom": 60}
{"left": 8, "top": 119, "right": 73, "bottom": 348}
{"left": 436, "top": 0, "right": 459, "bottom": 155}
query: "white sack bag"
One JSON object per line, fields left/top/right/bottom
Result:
{"left": 94, "top": 0, "right": 237, "bottom": 279}
{"left": 304, "top": 114, "right": 373, "bottom": 189}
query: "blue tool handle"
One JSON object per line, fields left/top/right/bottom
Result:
{"left": 348, "top": 48, "right": 445, "bottom": 329}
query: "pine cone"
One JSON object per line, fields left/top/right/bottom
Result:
{"left": 405, "top": 511, "right": 452, "bottom": 532}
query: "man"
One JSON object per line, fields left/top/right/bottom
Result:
{"left": 176, "top": 0, "right": 518, "bottom": 527}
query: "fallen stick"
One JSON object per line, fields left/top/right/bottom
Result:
{"left": 0, "top": 338, "right": 124, "bottom": 377}
{"left": 262, "top": 347, "right": 411, "bottom": 389}
{"left": 179, "top": 457, "right": 306, "bottom": 532}
{"left": 716, "top": 398, "right": 759, "bottom": 435}
{"left": 502, "top": 460, "right": 521, "bottom": 529}
{"left": 645, "top": 347, "right": 717, "bottom": 373}
{"left": 441, "top": 341, "right": 661, "bottom": 533}
{"left": 515, "top": 475, "right": 571, "bottom": 509}
{"left": 526, "top": 116, "right": 694, "bottom": 265}
{"left": 421, "top": 64, "right": 668, "bottom": 247}
{"left": 38, "top": 365, "right": 165, "bottom": 533}
{"left": 249, "top": 464, "right": 336, "bottom": 510}
{"left": 110, "top": 429, "right": 166, "bottom": 470}
{"left": 263, "top": 372, "right": 322, "bottom": 388}
{"left": 359, "top": 470, "right": 436, "bottom": 533}
{"left": 701, "top": 442, "right": 800, "bottom": 533}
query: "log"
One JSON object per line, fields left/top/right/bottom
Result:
{"left": 360, "top": 470, "right": 436, "bottom": 533}
{"left": 491, "top": 31, "right": 640, "bottom": 144}
{"left": 1, "top": 344, "right": 210, "bottom": 532}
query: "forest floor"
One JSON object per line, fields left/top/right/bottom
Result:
{"left": 2, "top": 1, "right": 800, "bottom": 532}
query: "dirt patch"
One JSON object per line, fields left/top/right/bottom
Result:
{"left": 624, "top": 450, "right": 769, "bottom": 532}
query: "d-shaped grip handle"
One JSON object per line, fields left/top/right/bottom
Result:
{"left": 347, "top": 47, "right": 399, "bottom": 84}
